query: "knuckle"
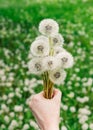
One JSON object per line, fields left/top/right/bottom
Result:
{"left": 28, "top": 101, "right": 33, "bottom": 109}
{"left": 57, "top": 89, "right": 62, "bottom": 96}
{"left": 59, "top": 90, "right": 62, "bottom": 96}
{"left": 31, "top": 95, "right": 38, "bottom": 102}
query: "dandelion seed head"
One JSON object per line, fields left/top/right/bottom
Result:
{"left": 70, "top": 106, "right": 76, "bottom": 113}
{"left": 82, "top": 123, "right": 88, "bottom": 130}
{"left": 30, "top": 40, "right": 49, "bottom": 57}
{"left": 49, "top": 69, "right": 66, "bottom": 84}
{"left": 51, "top": 33, "right": 64, "bottom": 46}
{"left": 54, "top": 46, "right": 66, "bottom": 55}
{"left": 61, "top": 126, "right": 67, "bottom": 130}
{"left": 23, "top": 124, "right": 30, "bottom": 130}
{"left": 89, "top": 123, "right": 93, "bottom": 130}
{"left": 54, "top": 72, "right": 61, "bottom": 78}
{"left": 43, "top": 56, "right": 59, "bottom": 71}
{"left": 39, "top": 19, "right": 59, "bottom": 36}
{"left": 56, "top": 51, "right": 74, "bottom": 68}
{"left": 28, "top": 58, "right": 45, "bottom": 75}
{"left": 35, "top": 35, "right": 48, "bottom": 41}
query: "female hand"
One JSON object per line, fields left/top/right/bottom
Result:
{"left": 29, "top": 89, "right": 62, "bottom": 130}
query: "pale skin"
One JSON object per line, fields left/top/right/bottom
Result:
{"left": 29, "top": 89, "right": 62, "bottom": 130}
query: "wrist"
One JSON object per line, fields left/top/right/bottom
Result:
{"left": 43, "top": 124, "right": 59, "bottom": 130}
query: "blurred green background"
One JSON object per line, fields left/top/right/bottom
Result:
{"left": 0, "top": 0, "right": 93, "bottom": 130}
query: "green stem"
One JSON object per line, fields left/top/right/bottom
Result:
{"left": 43, "top": 71, "right": 54, "bottom": 99}
{"left": 42, "top": 37, "right": 54, "bottom": 99}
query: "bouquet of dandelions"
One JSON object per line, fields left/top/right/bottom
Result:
{"left": 28, "top": 19, "right": 74, "bottom": 99}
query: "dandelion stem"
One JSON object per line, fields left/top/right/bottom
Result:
{"left": 42, "top": 71, "right": 54, "bottom": 99}
{"left": 42, "top": 37, "right": 54, "bottom": 99}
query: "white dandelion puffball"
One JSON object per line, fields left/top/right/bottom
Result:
{"left": 49, "top": 69, "right": 66, "bottom": 84}
{"left": 82, "top": 123, "right": 88, "bottom": 130}
{"left": 14, "top": 105, "right": 23, "bottom": 112}
{"left": 51, "top": 33, "right": 64, "bottom": 46}
{"left": 30, "top": 39, "right": 49, "bottom": 57}
{"left": 61, "top": 126, "right": 67, "bottom": 130}
{"left": 39, "top": 19, "right": 59, "bottom": 36}
{"left": 54, "top": 46, "right": 66, "bottom": 56}
{"left": 28, "top": 58, "right": 44, "bottom": 75}
{"left": 43, "top": 56, "right": 59, "bottom": 71}
{"left": 56, "top": 51, "right": 74, "bottom": 68}
{"left": 89, "top": 123, "right": 93, "bottom": 130}
{"left": 35, "top": 35, "right": 48, "bottom": 42}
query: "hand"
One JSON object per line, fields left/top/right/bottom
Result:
{"left": 29, "top": 89, "right": 62, "bottom": 130}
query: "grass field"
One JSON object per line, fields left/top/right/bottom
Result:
{"left": 0, "top": 0, "right": 93, "bottom": 130}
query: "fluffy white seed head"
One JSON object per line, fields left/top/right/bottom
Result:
{"left": 82, "top": 123, "right": 88, "bottom": 130}
{"left": 1, "top": 125, "right": 5, "bottom": 129}
{"left": 61, "top": 104, "right": 68, "bottom": 111}
{"left": 67, "top": 92, "right": 74, "bottom": 98}
{"left": 19, "top": 115, "right": 24, "bottom": 120}
{"left": 61, "top": 126, "right": 67, "bottom": 130}
{"left": 4, "top": 116, "right": 10, "bottom": 124}
{"left": 70, "top": 106, "right": 76, "bottom": 113}
{"left": 30, "top": 39, "right": 49, "bottom": 57}
{"left": 56, "top": 51, "right": 74, "bottom": 68}
{"left": 35, "top": 35, "right": 48, "bottom": 42}
{"left": 30, "top": 120, "right": 39, "bottom": 129}
{"left": 89, "top": 123, "right": 93, "bottom": 130}
{"left": 14, "top": 105, "right": 23, "bottom": 112}
{"left": 2, "top": 95, "right": 7, "bottom": 100}
{"left": 79, "top": 116, "right": 88, "bottom": 124}
{"left": 28, "top": 58, "right": 44, "bottom": 75}
{"left": 8, "top": 93, "right": 14, "bottom": 98}
{"left": 77, "top": 96, "right": 89, "bottom": 103}
{"left": 49, "top": 69, "right": 66, "bottom": 85}
{"left": 39, "top": 19, "right": 59, "bottom": 36}
{"left": 8, "top": 120, "right": 18, "bottom": 130}
{"left": 23, "top": 124, "right": 30, "bottom": 130}
{"left": 1, "top": 104, "right": 9, "bottom": 112}
{"left": 43, "top": 56, "right": 59, "bottom": 71}
{"left": 10, "top": 120, "right": 18, "bottom": 127}
{"left": 79, "top": 108, "right": 91, "bottom": 115}
{"left": 51, "top": 33, "right": 64, "bottom": 46}
{"left": 54, "top": 46, "right": 66, "bottom": 56}
{"left": 10, "top": 112, "right": 15, "bottom": 117}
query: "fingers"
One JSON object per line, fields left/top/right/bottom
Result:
{"left": 28, "top": 89, "right": 62, "bottom": 109}
{"left": 39, "top": 89, "right": 62, "bottom": 101}
{"left": 28, "top": 91, "right": 44, "bottom": 109}
{"left": 53, "top": 89, "right": 62, "bottom": 101}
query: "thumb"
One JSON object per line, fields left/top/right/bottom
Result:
{"left": 53, "top": 89, "right": 62, "bottom": 101}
